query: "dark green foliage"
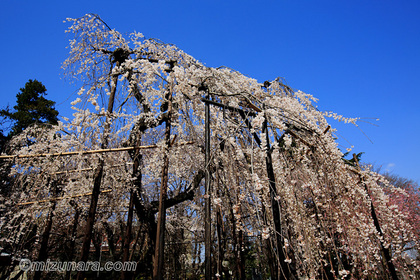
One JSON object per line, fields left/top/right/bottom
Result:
{"left": 342, "top": 151, "right": 364, "bottom": 167}
{"left": 0, "top": 79, "right": 59, "bottom": 142}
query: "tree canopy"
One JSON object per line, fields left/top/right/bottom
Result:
{"left": 0, "top": 14, "right": 418, "bottom": 280}
{"left": 0, "top": 79, "right": 58, "bottom": 151}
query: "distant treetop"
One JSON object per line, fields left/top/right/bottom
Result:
{"left": 0, "top": 79, "right": 59, "bottom": 138}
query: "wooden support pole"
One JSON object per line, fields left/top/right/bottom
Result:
{"left": 204, "top": 92, "right": 212, "bottom": 280}
{"left": 201, "top": 98, "right": 257, "bottom": 117}
{"left": 153, "top": 79, "right": 173, "bottom": 280}
{"left": 216, "top": 204, "right": 223, "bottom": 280}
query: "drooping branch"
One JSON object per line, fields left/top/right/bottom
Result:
{"left": 353, "top": 154, "right": 399, "bottom": 280}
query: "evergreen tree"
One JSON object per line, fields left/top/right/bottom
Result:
{"left": 0, "top": 79, "right": 59, "bottom": 152}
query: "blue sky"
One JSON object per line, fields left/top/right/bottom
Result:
{"left": 1, "top": 0, "right": 419, "bottom": 182}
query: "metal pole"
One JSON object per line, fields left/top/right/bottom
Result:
{"left": 205, "top": 93, "right": 212, "bottom": 280}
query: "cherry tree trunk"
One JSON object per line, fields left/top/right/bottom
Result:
{"left": 33, "top": 179, "right": 59, "bottom": 280}
{"left": 121, "top": 135, "right": 142, "bottom": 280}
{"left": 263, "top": 120, "right": 290, "bottom": 280}
{"left": 33, "top": 204, "right": 56, "bottom": 280}
{"left": 121, "top": 189, "right": 135, "bottom": 280}
{"left": 65, "top": 206, "right": 80, "bottom": 280}
{"left": 76, "top": 69, "right": 119, "bottom": 280}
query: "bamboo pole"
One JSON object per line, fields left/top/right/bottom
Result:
{"left": 0, "top": 141, "right": 194, "bottom": 160}
{"left": 52, "top": 167, "right": 96, "bottom": 175}
{"left": 51, "top": 163, "right": 130, "bottom": 175}
{"left": 16, "top": 189, "right": 113, "bottom": 206}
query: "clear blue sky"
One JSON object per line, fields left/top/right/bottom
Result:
{"left": 1, "top": 0, "right": 419, "bottom": 182}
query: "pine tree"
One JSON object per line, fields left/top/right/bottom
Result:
{"left": 0, "top": 79, "right": 59, "bottom": 152}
